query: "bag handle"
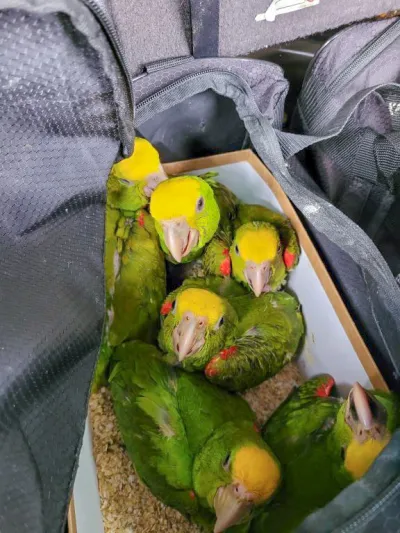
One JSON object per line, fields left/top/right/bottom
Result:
{"left": 189, "top": 0, "right": 219, "bottom": 58}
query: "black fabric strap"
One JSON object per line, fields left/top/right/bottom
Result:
{"left": 190, "top": 0, "right": 220, "bottom": 58}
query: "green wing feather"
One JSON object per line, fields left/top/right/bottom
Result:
{"left": 262, "top": 376, "right": 341, "bottom": 460}
{"left": 176, "top": 371, "right": 256, "bottom": 455}
{"left": 108, "top": 209, "right": 166, "bottom": 346}
{"left": 205, "top": 292, "right": 304, "bottom": 391}
{"left": 251, "top": 379, "right": 343, "bottom": 533}
{"left": 202, "top": 176, "right": 239, "bottom": 278}
{"left": 372, "top": 391, "right": 400, "bottom": 432}
{"left": 109, "top": 341, "right": 199, "bottom": 517}
{"left": 203, "top": 236, "right": 233, "bottom": 278}
{"left": 110, "top": 340, "right": 256, "bottom": 530}
{"left": 93, "top": 207, "right": 166, "bottom": 391}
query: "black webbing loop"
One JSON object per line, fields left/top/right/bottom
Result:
{"left": 189, "top": 0, "right": 220, "bottom": 58}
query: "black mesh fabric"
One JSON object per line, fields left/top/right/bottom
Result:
{"left": 311, "top": 90, "right": 400, "bottom": 277}
{"left": 0, "top": 7, "right": 123, "bottom": 532}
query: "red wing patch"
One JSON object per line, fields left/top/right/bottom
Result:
{"left": 205, "top": 366, "right": 219, "bottom": 378}
{"left": 315, "top": 376, "right": 335, "bottom": 397}
{"left": 205, "top": 357, "right": 219, "bottom": 377}
{"left": 283, "top": 249, "right": 296, "bottom": 270}
{"left": 219, "top": 256, "right": 231, "bottom": 277}
{"left": 219, "top": 346, "right": 237, "bottom": 360}
{"left": 206, "top": 347, "right": 237, "bottom": 377}
{"left": 160, "top": 301, "right": 173, "bottom": 315}
{"left": 138, "top": 211, "right": 145, "bottom": 227}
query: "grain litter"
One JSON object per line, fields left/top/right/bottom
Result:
{"left": 89, "top": 362, "right": 303, "bottom": 533}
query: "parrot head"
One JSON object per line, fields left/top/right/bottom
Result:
{"left": 230, "top": 222, "right": 283, "bottom": 296}
{"left": 108, "top": 137, "right": 167, "bottom": 211}
{"left": 159, "top": 287, "right": 237, "bottom": 371}
{"left": 194, "top": 421, "right": 281, "bottom": 533}
{"left": 150, "top": 176, "right": 220, "bottom": 263}
{"left": 335, "top": 382, "right": 397, "bottom": 480}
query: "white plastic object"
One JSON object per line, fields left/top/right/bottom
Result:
{"left": 256, "top": 0, "right": 320, "bottom": 23}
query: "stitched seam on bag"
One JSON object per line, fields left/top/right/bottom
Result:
{"left": 338, "top": 479, "right": 400, "bottom": 532}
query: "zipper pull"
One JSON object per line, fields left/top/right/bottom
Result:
{"left": 256, "top": 0, "right": 320, "bottom": 22}
{"left": 132, "top": 56, "right": 194, "bottom": 83}
{"left": 145, "top": 56, "right": 194, "bottom": 74}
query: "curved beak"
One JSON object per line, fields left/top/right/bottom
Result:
{"left": 213, "top": 484, "right": 253, "bottom": 533}
{"left": 162, "top": 218, "right": 199, "bottom": 263}
{"left": 143, "top": 169, "right": 167, "bottom": 198}
{"left": 173, "top": 312, "right": 206, "bottom": 361}
{"left": 244, "top": 261, "right": 271, "bottom": 297}
{"left": 350, "top": 382, "right": 374, "bottom": 430}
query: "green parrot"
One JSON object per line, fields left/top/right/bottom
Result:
{"left": 150, "top": 172, "right": 238, "bottom": 291}
{"left": 158, "top": 278, "right": 304, "bottom": 391}
{"left": 92, "top": 138, "right": 167, "bottom": 391}
{"left": 149, "top": 173, "right": 299, "bottom": 296}
{"left": 107, "top": 136, "right": 168, "bottom": 212}
{"left": 250, "top": 377, "right": 400, "bottom": 533}
{"left": 149, "top": 173, "right": 225, "bottom": 263}
{"left": 224, "top": 204, "right": 300, "bottom": 296}
{"left": 109, "top": 340, "right": 282, "bottom": 533}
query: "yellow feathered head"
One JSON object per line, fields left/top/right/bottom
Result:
{"left": 150, "top": 175, "right": 220, "bottom": 263}
{"left": 230, "top": 222, "right": 281, "bottom": 296}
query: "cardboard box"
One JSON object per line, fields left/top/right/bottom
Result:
{"left": 69, "top": 149, "right": 386, "bottom": 532}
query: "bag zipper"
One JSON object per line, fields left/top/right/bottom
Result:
{"left": 299, "top": 19, "right": 400, "bottom": 128}
{"left": 136, "top": 70, "right": 237, "bottom": 108}
{"left": 336, "top": 478, "right": 400, "bottom": 532}
{"left": 134, "top": 68, "right": 278, "bottom": 129}
{"left": 82, "top": 0, "right": 134, "bottom": 153}
{"left": 301, "top": 23, "right": 357, "bottom": 92}
{"left": 135, "top": 64, "right": 285, "bottom": 116}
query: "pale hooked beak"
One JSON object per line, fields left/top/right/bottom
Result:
{"left": 162, "top": 217, "right": 199, "bottom": 263}
{"left": 213, "top": 484, "right": 253, "bottom": 533}
{"left": 350, "top": 382, "right": 374, "bottom": 430}
{"left": 143, "top": 170, "right": 167, "bottom": 198}
{"left": 345, "top": 382, "right": 388, "bottom": 443}
{"left": 173, "top": 312, "right": 206, "bottom": 361}
{"left": 244, "top": 260, "right": 271, "bottom": 297}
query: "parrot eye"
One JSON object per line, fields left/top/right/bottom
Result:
{"left": 171, "top": 300, "right": 176, "bottom": 313}
{"left": 196, "top": 196, "right": 205, "bottom": 212}
{"left": 118, "top": 178, "right": 134, "bottom": 187}
{"left": 223, "top": 453, "right": 231, "bottom": 471}
{"left": 340, "top": 446, "right": 346, "bottom": 460}
{"left": 235, "top": 244, "right": 240, "bottom": 256}
{"left": 215, "top": 316, "right": 224, "bottom": 330}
